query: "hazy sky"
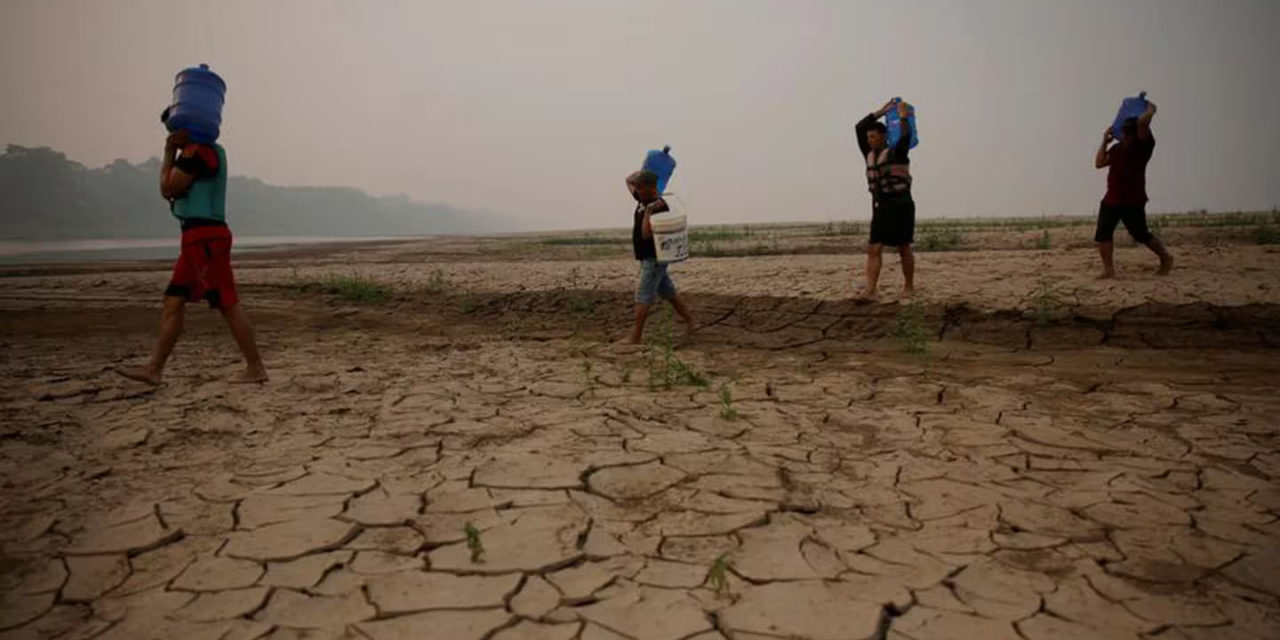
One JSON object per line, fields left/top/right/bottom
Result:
{"left": 2, "top": 0, "right": 1277, "bottom": 230}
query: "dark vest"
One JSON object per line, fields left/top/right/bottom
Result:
{"left": 865, "top": 147, "right": 911, "bottom": 199}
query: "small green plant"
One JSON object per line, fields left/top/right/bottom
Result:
{"left": 718, "top": 384, "right": 738, "bottom": 420}
{"left": 919, "top": 228, "right": 963, "bottom": 252}
{"left": 299, "top": 274, "right": 391, "bottom": 304}
{"left": 620, "top": 365, "right": 633, "bottom": 384}
{"left": 425, "top": 269, "right": 449, "bottom": 294}
{"left": 568, "top": 296, "right": 594, "bottom": 313}
{"left": 1254, "top": 225, "right": 1280, "bottom": 245}
{"left": 688, "top": 228, "right": 750, "bottom": 243}
{"left": 460, "top": 296, "right": 480, "bottom": 314}
{"left": 1030, "top": 279, "right": 1069, "bottom": 326}
{"left": 464, "top": 523, "right": 484, "bottom": 563}
{"left": 894, "top": 300, "right": 929, "bottom": 356}
{"left": 819, "top": 220, "right": 862, "bottom": 237}
{"left": 707, "top": 554, "right": 731, "bottom": 595}
{"left": 1035, "top": 230, "right": 1051, "bottom": 250}
{"left": 646, "top": 305, "right": 709, "bottom": 390}
{"left": 698, "top": 241, "right": 727, "bottom": 258}
{"left": 670, "top": 359, "right": 709, "bottom": 388}
{"left": 580, "top": 359, "right": 595, "bottom": 392}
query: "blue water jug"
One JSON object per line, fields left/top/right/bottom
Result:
{"left": 642, "top": 146, "right": 677, "bottom": 193}
{"left": 165, "top": 64, "right": 226, "bottom": 144}
{"left": 1112, "top": 91, "right": 1148, "bottom": 141}
{"left": 885, "top": 98, "right": 919, "bottom": 149}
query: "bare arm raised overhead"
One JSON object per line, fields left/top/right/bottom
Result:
{"left": 1095, "top": 126, "right": 1114, "bottom": 169}
{"left": 855, "top": 99, "right": 897, "bottom": 156}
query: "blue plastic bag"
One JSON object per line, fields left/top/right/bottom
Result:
{"left": 642, "top": 146, "right": 677, "bottom": 194}
{"left": 1112, "top": 91, "right": 1148, "bottom": 141}
{"left": 885, "top": 98, "right": 919, "bottom": 149}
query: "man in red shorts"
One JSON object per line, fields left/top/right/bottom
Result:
{"left": 1093, "top": 100, "right": 1173, "bottom": 278}
{"left": 117, "top": 111, "right": 267, "bottom": 385}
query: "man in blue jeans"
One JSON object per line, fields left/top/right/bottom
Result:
{"left": 621, "top": 170, "right": 695, "bottom": 344}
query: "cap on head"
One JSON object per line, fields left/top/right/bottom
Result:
{"left": 627, "top": 169, "right": 659, "bottom": 188}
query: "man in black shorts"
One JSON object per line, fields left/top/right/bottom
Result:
{"left": 1094, "top": 100, "right": 1173, "bottom": 278}
{"left": 854, "top": 99, "right": 915, "bottom": 301}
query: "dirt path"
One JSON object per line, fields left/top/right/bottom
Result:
{"left": 2, "top": 240, "right": 1278, "bottom": 640}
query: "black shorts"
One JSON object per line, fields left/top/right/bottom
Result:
{"left": 869, "top": 197, "right": 915, "bottom": 246}
{"left": 1095, "top": 202, "right": 1152, "bottom": 244}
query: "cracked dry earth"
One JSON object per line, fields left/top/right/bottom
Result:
{"left": 2, "top": 248, "right": 1280, "bottom": 640}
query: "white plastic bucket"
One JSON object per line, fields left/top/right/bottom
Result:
{"left": 651, "top": 211, "right": 688, "bottom": 263}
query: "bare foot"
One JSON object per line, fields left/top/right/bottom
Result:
{"left": 852, "top": 290, "right": 878, "bottom": 305}
{"left": 1097, "top": 270, "right": 1116, "bottom": 280}
{"left": 1156, "top": 255, "right": 1173, "bottom": 276}
{"left": 116, "top": 366, "right": 161, "bottom": 386}
{"left": 613, "top": 336, "right": 642, "bottom": 347}
{"left": 230, "top": 368, "right": 269, "bottom": 384}
{"left": 901, "top": 286, "right": 915, "bottom": 299}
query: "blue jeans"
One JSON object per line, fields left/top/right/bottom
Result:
{"left": 635, "top": 259, "right": 677, "bottom": 305}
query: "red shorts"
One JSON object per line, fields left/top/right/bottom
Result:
{"left": 165, "top": 225, "right": 239, "bottom": 309}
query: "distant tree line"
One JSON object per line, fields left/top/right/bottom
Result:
{"left": 0, "top": 145, "right": 499, "bottom": 239}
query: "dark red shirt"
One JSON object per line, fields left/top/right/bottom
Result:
{"left": 1103, "top": 136, "right": 1154, "bottom": 206}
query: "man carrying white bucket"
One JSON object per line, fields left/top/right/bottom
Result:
{"left": 620, "top": 170, "right": 695, "bottom": 344}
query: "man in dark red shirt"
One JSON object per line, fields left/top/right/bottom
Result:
{"left": 1094, "top": 100, "right": 1173, "bottom": 278}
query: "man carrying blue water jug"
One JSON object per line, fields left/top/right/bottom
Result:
{"left": 117, "top": 100, "right": 267, "bottom": 385}
{"left": 619, "top": 169, "right": 695, "bottom": 344}
{"left": 854, "top": 98, "right": 916, "bottom": 302}
{"left": 1093, "top": 98, "right": 1173, "bottom": 278}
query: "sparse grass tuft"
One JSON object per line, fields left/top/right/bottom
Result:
{"left": 919, "top": 228, "right": 964, "bottom": 252}
{"left": 707, "top": 554, "right": 731, "bottom": 595}
{"left": 425, "top": 269, "right": 449, "bottom": 294}
{"left": 719, "top": 384, "right": 738, "bottom": 420}
{"left": 1254, "top": 225, "right": 1280, "bottom": 245}
{"left": 688, "top": 228, "right": 750, "bottom": 243}
{"left": 1035, "top": 230, "right": 1051, "bottom": 250}
{"left": 647, "top": 305, "right": 709, "bottom": 390}
{"left": 580, "top": 359, "right": 595, "bottom": 393}
{"left": 566, "top": 267, "right": 594, "bottom": 313}
{"left": 297, "top": 274, "right": 391, "bottom": 304}
{"left": 819, "top": 221, "right": 863, "bottom": 237}
{"left": 465, "top": 523, "right": 484, "bottom": 563}
{"left": 697, "top": 242, "right": 776, "bottom": 258}
{"left": 1031, "top": 279, "right": 1068, "bottom": 326}
{"left": 894, "top": 300, "right": 930, "bottom": 356}
{"left": 460, "top": 296, "right": 480, "bottom": 314}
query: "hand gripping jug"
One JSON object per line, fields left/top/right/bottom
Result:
{"left": 165, "top": 64, "right": 226, "bottom": 144}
